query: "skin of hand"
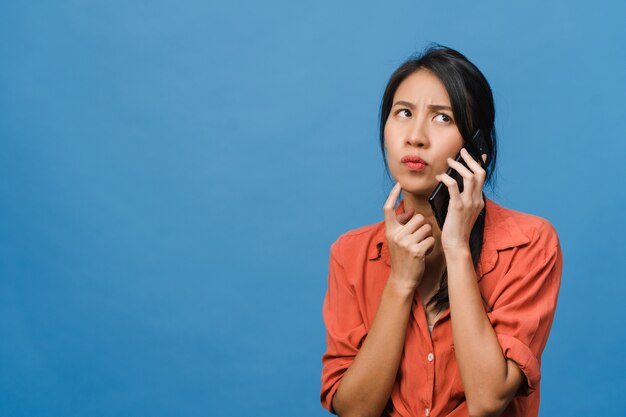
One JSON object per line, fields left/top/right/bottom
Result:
{"left": 384, "top": 182, "right": 436, "bottom": 293}
{"left": 331, "top": 183, "right": 434, "bottom": 417}
{"left": 435, "top": 148, "right": 487, "bottom": 250}
{"left": 436, "top": 148, "right": 525, "bottom": 417}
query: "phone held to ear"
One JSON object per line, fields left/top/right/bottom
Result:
{"left": 428, "top": 129, "right": 488, "bottom": 230}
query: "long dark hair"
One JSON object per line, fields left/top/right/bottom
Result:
{"left": 379, "top": 44, "right": 498, "bottom": 311}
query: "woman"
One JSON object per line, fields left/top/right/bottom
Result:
{"left": 320, "top": 45, "right": 562, "bottom": 417}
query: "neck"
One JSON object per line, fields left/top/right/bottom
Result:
{"left": 401, "top": 191, "right": 440, "bottom": 235}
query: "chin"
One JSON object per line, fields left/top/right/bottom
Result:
{"left": 399, "top": 181, "right": 437, "bottom": 197}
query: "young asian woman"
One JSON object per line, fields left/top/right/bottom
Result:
{"left": 320, "top": 45, "right": 562, "bottom": 417}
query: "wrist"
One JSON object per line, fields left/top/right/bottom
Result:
{"left": 443, "top": 244, "right": 472, "bottom": 260}
{"left": 385, "top": 274, "right": 418, "bottom": 300}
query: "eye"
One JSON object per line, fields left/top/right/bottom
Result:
{"left": 396, "top": 109, "right": 412, "bottom": 118}
{"left": 434, "top": 113, "right": 453, "bottom": 123}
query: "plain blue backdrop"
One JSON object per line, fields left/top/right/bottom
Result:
{"left": 1, "top": 1, "right": 625, "bottom": 416}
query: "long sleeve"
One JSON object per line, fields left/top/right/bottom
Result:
{"left": 320, "top": 238, "right": 368, "bottom": 413}
{"left": 485, "top": 220, "right": 563, "bottom": 395}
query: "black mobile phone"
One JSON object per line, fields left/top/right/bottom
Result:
{"left": 428, "top": 130, "right": 488, "bottom": 229}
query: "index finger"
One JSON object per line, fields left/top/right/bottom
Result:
{"left": 383, "top": 182, "right": 402, "bottom": 225}
{"left": 460, "top": 148, "right": 486, "bottom": 176}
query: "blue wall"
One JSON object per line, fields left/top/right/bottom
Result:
{"left": 1, "top": 1, "right": 624, "bottom": 415}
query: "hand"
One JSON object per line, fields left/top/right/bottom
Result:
{"left": 383, "top": 182, "right": 435, "bottom": 293}
{"left": 435, "top": 148, "right": 487, "bottom": 252}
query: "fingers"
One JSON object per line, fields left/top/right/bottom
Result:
{"left": 435, "top": 172, "right": 461, "bottom": 201}
{"left": 445, "top": 149, "right": 486, "bottom": 198}
{"left": 459, "top": 148, "right": 486, "bottom": 181}
{"left": 397, "top": 212, "right": 431, "bottom": 239}
{"left": 446, "top": 154, "right": 473, "bottom": 178}
{"left": 383, "top": 182, "right": 402, "bottom": 226}
{"left": 406, "top": 235, "right": 436, "bottom": 259}
{"left": 407, "top": 222, "right": 433, "bottom": 243}
{"left": 420, "top": 236, "right": 436, "bottom": 257}
{"left": 390, "top": 221, "right": 435, "bottom": 259}
{"left": 387, "top": 199, "right": 434, "bottom": 249}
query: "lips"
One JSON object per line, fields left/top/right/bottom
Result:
{"left": 401, "top": 155, "right": 428, "bottom": 171}
{"left": 401, "top": 155, "right": 428, "bottom": 164}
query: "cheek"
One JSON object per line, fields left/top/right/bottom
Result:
{"left": 383, "top": 123, "right": 391, "bottom": 144}
{"left": 384, "top": 123, "right": 402, "bottom": 150}
{"left": 383, "top": 125, "right": 393, "bottom": 152}
{"left": 443, "top": 134, "right": 464, "bottom": 157}
{"left": 433, "top": 137, "right": 463, "bottom": 172}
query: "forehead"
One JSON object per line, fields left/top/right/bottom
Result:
{"left": 393, "top": 69, "right": 451, "bottom": 104}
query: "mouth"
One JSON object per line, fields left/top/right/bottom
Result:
{"left": 401, "top": 155, "right": 428, "bottom": 171}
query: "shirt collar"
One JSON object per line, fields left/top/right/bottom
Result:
{"left": 368, "top": 197, "right": 530, "bottom": 279}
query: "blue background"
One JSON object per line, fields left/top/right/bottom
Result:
{"left": 1, "top": 1, "right": 625, "bottom": 416}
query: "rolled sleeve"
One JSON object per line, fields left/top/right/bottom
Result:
{"left": 486, "top": 222, "right": 563, "bottom": 395}
{"left": 320, "top": 238, "right": 367, "bottom": 413}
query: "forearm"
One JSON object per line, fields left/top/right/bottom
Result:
{"left": 445, "top": 247, "right": 519, "bottom": 417}
{"left": 332, "top": 277, "right": 413, "bottom": 417}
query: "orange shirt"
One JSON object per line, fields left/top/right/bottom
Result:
{"left": 320, "top": 197, "right": 562, "bottom": 417}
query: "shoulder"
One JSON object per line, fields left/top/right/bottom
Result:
{"left": 480, "top": 199, "right": 563, "bottom": 295}
{"left": 329, "top": 220, "right": 385, "bottom": 261}
{"left": 484, "top": 197, "right": 560, "bottom": 251}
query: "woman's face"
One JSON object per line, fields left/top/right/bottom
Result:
{"left": 384, "top": 69, "right": 464, "bottom": 197}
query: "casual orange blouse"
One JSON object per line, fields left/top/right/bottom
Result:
{"left": 320, "top": 197, "right": 562, "bottom": 417}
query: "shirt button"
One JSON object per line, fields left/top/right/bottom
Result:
{"left": 425, "top": 407, "right": 430, "bottom": 416}
{"left": 427, "top": 353, "right": 434, "bottom": 362}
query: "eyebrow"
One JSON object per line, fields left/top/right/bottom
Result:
{"left": 392, "top": 101, "right": 452, "bottom": 111}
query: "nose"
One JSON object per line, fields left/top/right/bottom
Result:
{"left": 406, "top": 116, "right": 429, "bottom": 148}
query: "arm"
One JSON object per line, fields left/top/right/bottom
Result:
{"left": 437, "top": 150, "right": 519, "bottom": 416}
{"left": 445, "top": 247, "right": 525, "bottom": 417}
{"left": 321, "top": 183, "right": 435, "bottom": 417}
{"left": 437, "top": 149, "right": 562, "bottom": 416}
{"left": 331, "top": 277, "right": 414, "bottom": 417}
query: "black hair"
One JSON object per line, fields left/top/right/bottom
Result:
{"left": 379, "top": 44, "right": 498, "bottom": 311}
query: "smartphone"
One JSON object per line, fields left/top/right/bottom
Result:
{"left": 428, "top": 130, "right": 488, "bottom": 229}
